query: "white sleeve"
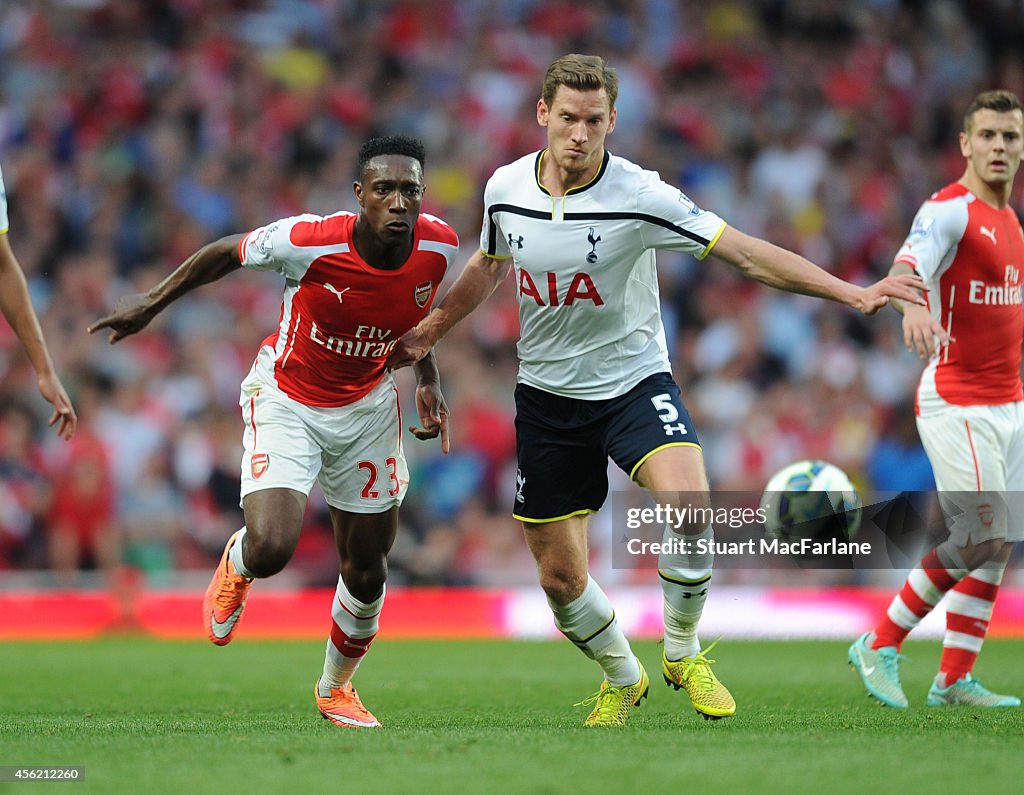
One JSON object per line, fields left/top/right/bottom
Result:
{"left": 479, "top": 177, "right": 513, "bottom": 259}
{"left": 238, "top": 214, "right": 322, "bottom": 280}
{"left": 635, "top": 173, "right": 727, "bottom": 259}
{"left": 892, "top": 198, "right": 967, "bottom": 281}
{"left": 0, "top": 162, "right": 9, "bottom": 234}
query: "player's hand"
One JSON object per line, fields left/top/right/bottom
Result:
{"left": 409, "top": 381, "right": 450, "bottom": 454}
{"left": 87, "top": 294, "right": 157, "bottom": 344}
{"left": 37, "top": 371, "right": 77, "bottom": 440}
{"left": 902, "top": 303, "right": 951, "bottom": 359}
{"left": 855, "top": 273, "right": 927, "bottom": 315}
{"left": 386, "top": 326, "right": 432, "bottom": 371}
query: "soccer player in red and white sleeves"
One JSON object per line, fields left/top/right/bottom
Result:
{"left": 850, "top": 90, "right": 1024, "bottom": 708}
{"left": 90, "top": 136, "right": 457, "bottom": 728}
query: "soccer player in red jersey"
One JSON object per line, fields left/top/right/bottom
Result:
{"left": 850, "top": 91, "right": 1024, "bottom": 708}
{"left": 0, "top": 161, "right": 76, "bottom": 439}
{"left": 91, "top": 136, "right": 458, "bottom": 728}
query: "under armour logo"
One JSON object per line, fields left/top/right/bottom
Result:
{"left": 681, "top": 588, "right": 709, "bottom": 598}
{"left": 980, "top": 225, "right": 997, "bottom": 245}
{"left": 515, "top": 469, "right": 526, "bottom": 503}
{"left": 508, "top": 233, "right": 524, "bottom": 249}
{"left": 586, "top": 227, "right": 602, "bottom": 263}
{"left": 663, "top": 422, "right": 688, "bottom": 436}
{"left": 323, "top": 283, "right": 350, "bottom": 304}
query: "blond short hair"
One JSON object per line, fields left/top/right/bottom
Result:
{"left": 541, "top": 54, "right": 619, "bottom": 110}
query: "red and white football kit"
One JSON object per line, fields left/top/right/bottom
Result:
{"left": 894, "top": 182, "right": 1024, "bottom": 541}
{"left": 235, "top": 211, "right": 458, "bottom": 512}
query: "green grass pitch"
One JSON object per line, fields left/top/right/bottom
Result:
{"left": 2, "top": 638, "right": 1021, "bottom": 794}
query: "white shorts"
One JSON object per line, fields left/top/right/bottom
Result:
{"left": 916, "top": 402, "right": 1024, "bottom": 543}
{"left": 238, "top": 367, "right": 408, "bottom": 513}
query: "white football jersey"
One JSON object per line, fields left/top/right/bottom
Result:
{"left": 0, "top": 162, "right": 8, "bottom": 234}
{"left": 480, "top": 150, "right": 726, "bottom": 399}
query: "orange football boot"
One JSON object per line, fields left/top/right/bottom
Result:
{"left": 202, "top": 530, "right": 253, "bottom": 646}
{"left": 315, "top": 679, "right": 382, "bottom": 728}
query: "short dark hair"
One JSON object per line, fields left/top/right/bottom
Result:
{"left": 542, "top": 54, "right": 619, "bottom": 110}
{"left": 964, "top": 90, "right": 1024, "bottom": 132}
{"left": 357, "top": 135, "right": 426, "bottom": 175}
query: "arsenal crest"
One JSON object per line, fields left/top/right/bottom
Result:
{"left": 251, "top": 452, "right": 270, "bottom": 479}
{"left": 977, "top": 502, "right": 994, "bottom": 528}
{"left": 414, "top": 281, "right": 433, "bottom": 308}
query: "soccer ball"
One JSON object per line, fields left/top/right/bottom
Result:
{"left": 760, "top": 460, "right": 862, "bottom": 542}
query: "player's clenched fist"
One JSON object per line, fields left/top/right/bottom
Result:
{"left": 386, "top": 326, "right": 432, "bottom": 371}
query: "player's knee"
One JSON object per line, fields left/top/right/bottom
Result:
{"left": 672, "top": 518, "right": 708, "bottom": 537}
{"left": 241, "top": 530, "right": 296, "bottom": 577}
{"left": 538, "top": 567, "right": 586, "bottom": 605}
{"left": 341, "top": 559, "right": 387, "bottom": 603}
{"left": 663, "top": 492, "right": 711, "bottom": 537}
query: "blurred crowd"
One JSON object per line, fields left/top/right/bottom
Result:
{"left": 1, "top": 0, "right": 1023, "bottom": 597}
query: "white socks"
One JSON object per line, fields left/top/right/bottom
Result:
{"left": 228, "top": 527, "right": 255, "bottom": 579}
{"left": 319, "top": 575, "right": 384, "bottom": 696}
{"left": 548, "top": 575, "right": 641, "bottom": 687}
{"left": 660, "top": 525, "right": 713, "bottom": 660}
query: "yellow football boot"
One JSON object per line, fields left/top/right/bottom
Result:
{"left": 576, "top": 663, "right": 650, "bottom": 727}
{"left": 662, "top": 639, "right": 736, "bottom": 719}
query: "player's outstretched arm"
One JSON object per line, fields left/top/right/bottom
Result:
{"left": 710, "top": 226, "right": 927, "bottom": 315}
{"left": 409, "top": 350, "right": 450, "bottom": 454}
{"left": 36, "top": 370, "right": 76, "bottom": 440}
{"left": 386, "top": 250, "right": 512, "bottom": 370}
{"left": 89, "top": 234, "right": 245, "bottom": 344}
{"left": 887, "top": 261, "right": 951, "bottom": 359}
{"left": 0, "top": 234, "right": 77, "bottom": 438}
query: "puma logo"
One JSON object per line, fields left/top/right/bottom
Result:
{"left": 323, "top": 283, "right": 350, "bottom": 304}
{"left": 980, "top": 226, "right": 997, "bottom": 245}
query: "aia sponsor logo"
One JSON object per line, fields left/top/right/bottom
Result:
{"left": 414, "top": 281, "right": 433, "bottom": 308}
{"left": 518, "top": 270, "right": 604, "bottom": 307}
{"left": 251, "top": 452, "right": 270, "bottom": 479}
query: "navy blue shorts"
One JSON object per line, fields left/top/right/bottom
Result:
{"left": 512, "top": 372, "right": 701, "bottom": 522}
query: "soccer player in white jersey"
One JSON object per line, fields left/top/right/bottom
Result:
{"left": 387, "top": 54, "right": 927, "bottom": 726}
{"left": 850, "top": 90, "right": 1024, "bottom": 709}
{"left": 0, "top": 161, "right": 76, "bottom": 439}
{"left": 90, "top": 136, "right": 458, "bottom": 728}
